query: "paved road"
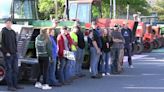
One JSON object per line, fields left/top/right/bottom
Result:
{"left": 1, "top": 49, "right": 164, "bottom": 92}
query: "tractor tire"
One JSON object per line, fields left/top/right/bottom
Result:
{"left": 161, "top": 38, "right": 164, "bottom": 47}
{"left": 143, "top": 41, "right": 153, "bottom": 53}
{"left": 0, "top": 64, "right": 6, "bottom": 84}
{"left": 152, "top": 40, "right": 159, "bottom": 49}
{"left": 157, "top": 39, "right": 162, "bottom": 48}
{"left": 135, "top": 43, "right": 143, "bottom": 54}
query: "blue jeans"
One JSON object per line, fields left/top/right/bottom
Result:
{"left": 48, "top": 58, "right": 59, "bottom": 85}
{"left": 76, "top": 48, "right": 84, "bottom": 75}
{"left": 100, "top": 52, "right": 110, "bottom": 73}
{"left": 4, "top": 53, "right": 18, "bottom": 87}
{"left": 58, "top": 58, "right": 69, "bottom": 83}
{"left": 90, "top": 47, "right": 100, "bottom": 76}
{"left": 67, "top": 51, "right": 76, "bottom": 78}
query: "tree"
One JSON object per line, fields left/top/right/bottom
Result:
{"left": 93, "top": 0, "right": 150, "bottom": 18}
{"left": 152, "top": 0, "right": 164, "bottom": 21}
{"left": 38, "top": 0, "right": 65, "bottom": 20}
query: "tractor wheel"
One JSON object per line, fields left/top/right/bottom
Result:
{"left": 152, "top": 40, "right": 159, "bottom": 49}
{"left": 135, "top": 43, "right": 143, "bottom": 54}
{"left": 162, "top": 38, "right": 164, "bottom": 47}
{"left": 143, "top": 41, "right": 153, "bottom": 52}
{"left": 0, "top": 64, "right": 6, "bottom": 84}
{"left": 157, "top": 39, "right": 162, "bottom": 48}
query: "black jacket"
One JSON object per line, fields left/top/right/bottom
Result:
{"left": 76, "top": 31, "right": 85, "bottom": 49}
{"left": 1, "top": 27, "right": 17, "bottom": 55}
{"left": 121, "top": 28, "right": 133, "bottom": 45}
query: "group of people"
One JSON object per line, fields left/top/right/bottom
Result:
{"left": 1, "top": 18, "right": 134, "bottom": 91}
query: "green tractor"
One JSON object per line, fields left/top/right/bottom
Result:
{"left": 0, "top": 0, "right": 87, "bottom": 83}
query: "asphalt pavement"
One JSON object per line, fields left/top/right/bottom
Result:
{"left": 1, "top": 48, "right": 164, "bottom": 92}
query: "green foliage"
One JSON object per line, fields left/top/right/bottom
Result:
{"left": 38, "top": 0, "right": 150, "bottom": 20}
{"left": 38, "top": 0, "right": 65, "bottom": 20}
{"left": 152, "top": 0, "right": 164, "bottom": 21}
{"left": 92, "top": 0, "right": 150, "bottom": 18}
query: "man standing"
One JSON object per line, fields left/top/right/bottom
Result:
{"left": 121, "top": 22, "right": 133, "bottom": 68}
{"left": 89, "top": 22, "right": 102, "bottom": 78}
{"left": 110, "top": 25, "right": 125, "bottom": 74}
{"left": 75, "top": 25, "right": 85, "bottom": 77}
{"left": 1, "top": 18, "right": 23, "bottom": 91}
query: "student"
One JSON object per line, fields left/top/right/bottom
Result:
{"left": 1, "top": 18, "right": 23, "bottom": 91}
{"left": 47, "top": 28, "right": 62, "bottom": 87}
{"left": 110, "top": 25, "right": 125, "bottom": 74}
{"left": 100, "top": 29, "right": 111, "bottom": 76}
{"left": 35, "top": 28, "right": 52, "bottom": 90}
{"left": 57, "top": 26, "right": 74, "bottom": 84}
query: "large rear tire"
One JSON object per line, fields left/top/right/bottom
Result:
{"left": 135, "top": 43, "right": 143, "bottom": 54}
{"left": 143, "top": 41, "right": 153, "bottom": 53}
{"left": 0, "top": 64, "right": 5, "bottom": 84}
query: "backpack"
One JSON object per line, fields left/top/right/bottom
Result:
{"left": 35, "top": 35, "right": 48, "bottom": 55}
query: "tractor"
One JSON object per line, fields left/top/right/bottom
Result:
{"left": 0, "top": 0, "right": 83, "bottom": 84}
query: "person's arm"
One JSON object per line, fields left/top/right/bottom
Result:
{"left": 46, "top": 37, "right": 52, "bottom": 59}
{"left": 129, "top": 28, "right": 133, "bottom": 43}
{"left": 57, "top": 35, "right": 63, "bottom": 58}
{"left": 92, "top": 33, "right": 101, "bottom": 54}
{"left": 1, "top": 30, "right": 9, "bottom": 55}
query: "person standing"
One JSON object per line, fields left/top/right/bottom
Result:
{"left": 35, "top": 28, "right": 52, "bottom": 90}
{"left": 57, "top": 26, "right": 74, "bottom": 84}
{"left": 76, "top": 25, "right": 85, "bottom": 77}
{"left": 1, "top": 18, "right": 23, "bottom": 91}
{"left": 100, "top": 29, "right": 111, "bottom": 76}
{"left": 110, "top": 25, "right": 125, "bottom": 74}
{"left": 121, "top": 22, "right": 133, "bottom": 68}
{"left": 47, "top": 28, "right": 62, "bottom": 87}
{"left": 70, "top": 26, "right": 78, "bottom": 79}
{"left": 89, "top": 22, "right": 102, "bottom": 78}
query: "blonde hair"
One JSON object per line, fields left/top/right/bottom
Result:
{"left": 40, "top": 28, "right": 49, "bottom": 43}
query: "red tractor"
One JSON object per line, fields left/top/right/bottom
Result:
{"left": 69, "top": 0, "right": 139, "bottom": 54}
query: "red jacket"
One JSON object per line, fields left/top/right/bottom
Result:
{"left": 57, "top": 33, "right": 73, "bottom": 59}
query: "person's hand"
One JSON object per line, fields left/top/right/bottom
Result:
{"left": 106, "top": 43, "right": 109, "bottom": 48}
{"left": 6, "top": 53, "right": 11, "bottom": 57}
{"left": 97, "top": 48, "right": 101, "bottom": 54}
{"left": 49, "top": 57, "right": 53, "bottom": 63}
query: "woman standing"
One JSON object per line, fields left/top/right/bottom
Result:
{"left": 47, "top": 28, "right": 62, "bottom": 87}
{"left": 35, "top": 28, "right": 52, "bottom": 90}
{"left": 100, "top": 29, "right": 111, "bottom": 76}
{"left": 57, "top": 26, "right": 74, "bottom": 84}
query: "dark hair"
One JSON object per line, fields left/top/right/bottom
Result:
{"left": 4, "top": 18, "right": 12, "bottom": 23}
{"left": 61, "top": 26, "right": 68, "bottom": 30}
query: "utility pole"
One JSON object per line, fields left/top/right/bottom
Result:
{"left": 110, "top": 0, "right": 113, "bottom": 19}
{"left": 113, "top": 0, "right": 116, "bottom": 19}
{"left": 126, "top": 0, "right": 130, "bottom": 20}
{"left": 127, "top": 4, "right": 129, "bottom": 20}
{"left": 55, "top": 0, "right": 58, "bottom": 19}
{"left": 65, "top": 0, "right": 69, "bottom": 20}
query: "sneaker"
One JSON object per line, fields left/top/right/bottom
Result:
{"left": 42, "top": 84, "right": 52, "bottom": 90}
{"left": 35, "top": 82, "right": 42, "bottom": 88}
{"left": 106, "top": 73, "right": 110, "bottom": 76}
{"left": 129, "top": 65, "right": 134, "bottom": 68}
{"left": 102, "top": 73, "right": 106, "bottom": 76}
